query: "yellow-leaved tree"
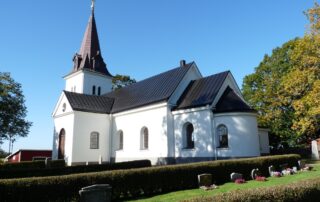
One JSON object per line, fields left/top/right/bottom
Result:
{"left": 243, "top": 2, "right": 320, "bottom": 146}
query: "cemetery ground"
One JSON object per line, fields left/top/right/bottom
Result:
{"left": 128, "top": 161, "right": 320, "bottom": 202}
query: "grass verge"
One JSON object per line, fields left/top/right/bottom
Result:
{"left": 128, "top": 164, "right": 320, "bottom": 202}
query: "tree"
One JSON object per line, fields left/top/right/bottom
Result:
{"left": 305, "top": 2, "right": 320, "bottom": 35}
{"left": 243, "top": 2, "right": 320, "bottom": 146}
{"left": 242, "top": 39, "right": 299, "bottom": 144}
{"left": 0, "top": 72, "right": 32, "bottom": 153}
{"left": 0, "top": 148, "right": 9, "bottom": 159}
{"left": 112, "top": 74, "right": 136, "bottom": 90}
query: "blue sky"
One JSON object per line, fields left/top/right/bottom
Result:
{"left": 0, "top": 0, "right": 315, "bottom": 152}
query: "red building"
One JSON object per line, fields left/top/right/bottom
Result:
{"left": 5, "top": 149, "right": 52, "bottom": 162}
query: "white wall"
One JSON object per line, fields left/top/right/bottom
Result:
{"left": 52, "top": 93, "right": 75, "bottom": 165}
{"left": 168, "top": 64, "right": 202, "bottom": 105}
{"left": 173, "top": 108, "right": 214, "bottom": 158}
{"left": 213, "top": 112, "right": 260, "bottom": 158}
{"left": 52, "top": 113, "right": 75, "bottom": 165}
{"left": 64, "top": 70, "right": 112, "bottom": 95}
{"left": 258, "top": 128, "right": 270, "bottom": 154}
{"left": 72, "top": 111, "right": 110, "bottom": 165}
{"left": 82, "top": 71, "right": 112, "bottom": 95}
{"left": 53, "top": 92, "right": 111, "bottom": 165}
{"left": 111, "top": 103, "right": 168, "bottom": 165}
{"left": 53, "top": 93, "right": 73, "bottom": 117}
{"left": 167, "top": 63, "right": 202, "bottom": 158}
{"left": 65, "top": 71, "right": 84, "bottom": 93}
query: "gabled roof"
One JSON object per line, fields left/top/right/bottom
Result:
{"left": 104, "top": 62, "right": 194, "bottom": 113}
{"left": 64, "top": 91, "right": 114, "bottom": 114}
{"left": 213, "top": 86, "right": 255, "bottom": 113}
{"left": 175, "top": 71, "right": 229, "bottom": 110}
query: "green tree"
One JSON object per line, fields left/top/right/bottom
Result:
{"left": 243, "top": 2, "right": 320, "bottom": 146}
{"left": 0, "top": 72, "right": 32, "bottom": 153}
{"left": 242, "top": 39, "right": 299, "bottom": 144}
{"left": 112, "top": 74, "right": 136, "bottom": 90}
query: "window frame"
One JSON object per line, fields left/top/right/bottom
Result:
{"left": 90, "top": 132, "right": 99, "bottom": 149}
{"left": 92, "top": 85, "right": 96, "bottom": 95}
{"left": 117, "top": 130, "right": 124, "bottom": 150}
{"left": 183, "top": 122, "right": 194, "bottom": 149}
{"left": 217, "top": 124, "right": 228, "bottom": 148}
{"left": 140, "top": 127, "right": 149, "bottom": 150}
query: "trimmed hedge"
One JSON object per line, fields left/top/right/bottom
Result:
{"left": 47, "top": 159, "right": 66, "bottom": 168}
{"left": 0, "top": 160, "right": 46, "bottom": 170}
{"left": 183, "top": 177, "right": 320, "bottom": 202}
{"left": 0, "top": 159, "right": 151, "bottom": 179}
{"left": 0, "top": 155, "right": 300, "bottom": 201}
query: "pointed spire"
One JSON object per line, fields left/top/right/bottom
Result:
{"left": 72, "top": 0, "right": 112, "bottom": 77}
{"left": 91, "top": 0, "right": 95, "bottom": 13}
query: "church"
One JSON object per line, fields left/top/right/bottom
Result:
{"left": 52, "top": 2, "right": 269, "bottom": 166}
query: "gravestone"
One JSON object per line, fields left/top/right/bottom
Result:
{"left": 99, "top": 155, "right": 102, "bottom": 165}
{"left": 251, "top": 168, "right": 261, "bottom": 180}
{"left": 311, "top": 140, "right": 320, "bottom": 160}
{"left": 198, "top": 173, "right": 212, "bottom": 187}
{"left": 230, "top": 172, "right": 243, "bottom": 182}
{"left": 79, "top": 184, "right": 112, "bottom": 202}
{"left": 45, "top": 158, "right": 52, "bottom": 168}
{"left": 298, "top": 160, "right": 303, "bottom": 170}
{"left": 268, "top": 165, "right": 275, "bottom": 176}
{"left": 292, "top": 167, "right": 298, "bottom": 173}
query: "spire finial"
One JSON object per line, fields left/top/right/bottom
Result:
{"left": 91, "top": 0, "right": 95, "bottom": 13}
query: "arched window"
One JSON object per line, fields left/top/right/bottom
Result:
{"left": 92, "top": 85, "right": 96, "bottom": 95}
{"left": 217, "top": 125, "right": 228, "bottom": 148}
{"left": 140, "top": 127, "right": 149, "bottom": 150}
{"left": 58, "top": 129, "right": 66, "bottom": 159}
{"left": 98, "top": 87, "right": 101, "bottom": 95}
{"left": 117, "top": 130, "right": 123, "bottom": 150}
{"left": 90, "top": 132, "right": 99, "bottom": 149}
{"left": 183, "top": 122, "right": 194, "bottom": 149}
{"left": 62, "top": 103, "right": 66, "bottom": 112}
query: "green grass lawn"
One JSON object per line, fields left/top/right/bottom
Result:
{"left": 128, "top": 164, "right": 320, "bottom": 202}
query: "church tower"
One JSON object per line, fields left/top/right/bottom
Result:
{"left": 64, "top": 0, "right": 113, "bottom": 95}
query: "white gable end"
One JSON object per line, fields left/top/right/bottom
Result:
{"left": 211, "top": 72, "right": 245, "bottom": 108}
{"left": 52, "top": 92, "right": 73, "bottom": 118}
{"left": 168, "top": 63, "right": 202, "bottom": 106}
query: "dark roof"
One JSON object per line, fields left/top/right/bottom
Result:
{"left": 71, "top": 10, "right": 112, "bottom": 77}
{"left": 64, "top": 91, "right": 114, "bottom": 114}
{"left": 104, "top": 63, "right": 194, "bottom": 113}
{"left": 175, "top": 71, "right": 229, "bottom": 110}
{"left": 213, "top": 86, "right": 255, "bottom": 113}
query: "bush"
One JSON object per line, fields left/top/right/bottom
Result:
{"left": 183, "top": 178, "right": 320, "bottom": 202}
{"left": 0, "top": 160, "right": 46, "bottom": 170}
{"left": 47, "top": 159, "right": 66, "bottom": 168}
{"left": 0, "top": 159, "right": 151, "bottom": 179}
{"left": 0, "top": 155, "right": 300, "bottom": 201}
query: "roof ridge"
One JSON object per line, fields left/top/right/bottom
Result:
{"left": 195, "top": 70, "right": 229, "bottom": 81}
{"left": 130, "top": 62, "right": 194, "bottom": 85}
{"left": 103, "top": 62, "right": 194, "bottom": 96}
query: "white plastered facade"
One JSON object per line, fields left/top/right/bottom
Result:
{"left": 64, "top": 69, "right": 112, "bottom": 95}
{"left": 53, "top": 64, "right": 269, "bottom": 166}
